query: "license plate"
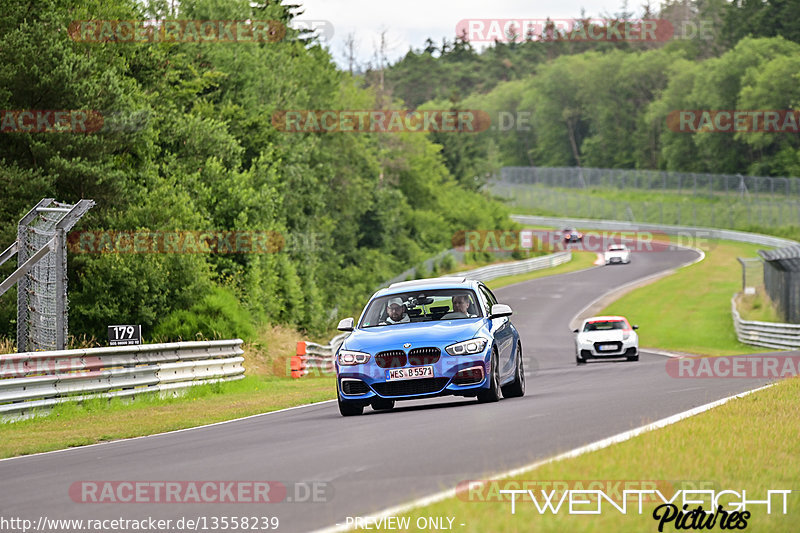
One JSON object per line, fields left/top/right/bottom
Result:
{"left": 598, "top": 344, "right": 617, "bottom": 351}
{"left": 386, "top": 366, "right": 434, "bottom": 381}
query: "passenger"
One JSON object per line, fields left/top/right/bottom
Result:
{"left": 385, "top": 297, "right": 410, "bottom": 324}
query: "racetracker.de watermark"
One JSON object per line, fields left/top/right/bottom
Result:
{"left": 667, "top": 110, "right": 800, "bottom": 133}
{"left": 67, "top": 231, "right": 321, "bottom": 254}
{"left": 69, "top": 481, "right": 332, "bottom": 504}
{"left": 68, "top": 20, "right": 286, "bottom": 43}
{"left": 452, "top": 229, "right": 714, "bottom": 253}
{"left": 272, "top": 110, "right": 491, "bottom": 133}
{"left": 666, "top": 354, "right": 800, "bottom": 378}
{"left": 290, "top": 20, "right": 334, "bottom": 43}
{"left": 1, "top": 110, "right": 104, "bottom": 133}
{"left": 456, "top": 19, "right": 675, "bottom": 42}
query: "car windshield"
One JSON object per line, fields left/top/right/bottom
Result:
{"left": 359, "top": 289, "right": 482, "bottom": 328}
{"left": 584, "top": 320, "right": 626, "bottom": 331}
{"left": 609, "top": 245, "right": 625, "bottom": 251}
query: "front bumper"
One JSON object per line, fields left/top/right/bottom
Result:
{"left": 577, "top": 339, "right": 638, "bottom": 359}
{"left": 336, "top": 351, "right": 491, "bottom": 402}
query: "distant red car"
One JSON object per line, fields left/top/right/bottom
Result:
{"left": 562, "top": 228, "right": 583, "bottom": 243}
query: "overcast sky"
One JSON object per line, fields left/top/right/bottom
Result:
{"left": 294, "top": 0, "right": 642, "bottom": 68}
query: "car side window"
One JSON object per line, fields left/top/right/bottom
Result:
{"left": 479, "top": 285, "right": 497, "bottom": 314}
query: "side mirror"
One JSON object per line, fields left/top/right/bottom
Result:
{"left": 572, "top": 329, "right": 579, "bottom": 333}
{"left": 489, "top": 304, "right": 512, "bottom": 319}
{"left": 337, "top": 317, "right": 354, "bottom": 332}
{"left": 633, "top": 325, "right": 639, "bottom": 330}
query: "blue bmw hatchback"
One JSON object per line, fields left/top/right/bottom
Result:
{"left": 334, "top": 277, "right": 525, "bottom": 416}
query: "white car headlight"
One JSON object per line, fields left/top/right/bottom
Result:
{"left": 337, "top": 350, "right": 370, "bottom": 365}
{"left": 446, "top": 338, "right": 489, "bottom": 356}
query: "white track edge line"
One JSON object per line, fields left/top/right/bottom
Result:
{"left": 313, "top": 382, "right": 774, "bottom": 533}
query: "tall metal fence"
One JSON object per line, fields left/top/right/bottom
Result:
{"left": 0, "top": 199, "right": 94, "bottom": 352}
{"left": 490, "top": 179, "right": 800, "bottom": 230}
{"left": 759, "top": 246, "right": 800, "bottom": 323}
{"left": 500, "top": 166, "right": 800, "bottom": 199}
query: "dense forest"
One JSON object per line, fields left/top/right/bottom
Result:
{"left": 0, "top": 0, "right": 510, "bottom": 342}
{"left": 380, "top": 0, "right": 800, "bottom": 178}
{"left": 1, "top": 0, "right": 798, "bottom": 343}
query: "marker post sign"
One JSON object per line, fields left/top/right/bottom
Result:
{"left": 108, "top": 325, "right": 142, "bottom": 346}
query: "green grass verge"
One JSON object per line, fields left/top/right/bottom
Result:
{"left": 486, "top": 251, "right": 598, "bottom": 290}
{"left": 601, "top": 240, "right": 768, "bottom": 356}
{"left": 499, "top": 184, "right": 800, "bottom": 240}
{"left": 0, "top": 375, "right": 335, "bottom": 458}
{"left": 390, "top": 378, "right": 799, "bottom": 533}
{"left": 736, "top": 289, "right": 784, "bottom": 323}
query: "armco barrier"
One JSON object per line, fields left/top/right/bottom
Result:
{"left": 453, "top": 251, "right": 571, "bottom": 282}
{"left": 510, "top": 215, "right": 798, "bottom": 248}
{"left": 732, "top": 296, "right": 800, "bottom": 350}
{"left": 0, "top": 339, "right": 244, "bottom": 420}
{"left": 292, "top": 333, "right": 348, "bottom": 378}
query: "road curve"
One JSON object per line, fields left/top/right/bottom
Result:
{"left": 0, "top": 245, "right": 774, "bottom": 533}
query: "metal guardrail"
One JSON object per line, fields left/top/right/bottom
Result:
{"left": 732, "top": 296, "right": 800, "bottom": 350}
{"left": 510, "top": 215, "right": 798, "bottom": 248}
{"left": 453, "top": 251, "right": 572, "bottom": 282}
{"left": 292, "top": 333, "right": 348, "bottom": 378}
{"left": 0, "top": 339, "right": 244, "bottom": 420}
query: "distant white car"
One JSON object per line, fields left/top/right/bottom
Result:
{"left": 574, "top": 316, "right": 639, "bottom": 364}
{"left": 604, "top": 243, "right": 631, "bottom": 265}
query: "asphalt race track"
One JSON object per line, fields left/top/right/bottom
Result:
{"left": 0, "top": 245, "right": 777, "bottom": 533}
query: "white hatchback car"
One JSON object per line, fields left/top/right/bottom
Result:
{"left": 574, "top": 316, "right": 639, "bottom": 364}
{"left": 604, "top": 243, "right": 631, "bottom": 265}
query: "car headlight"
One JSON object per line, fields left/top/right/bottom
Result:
{"left": 446, "top": 338, "right": 489, "bottom": 356}
{"left": 338, "top": 350, "right": 371, "bottom": 365}
{"left": 623, "top": 331, "right": 632, "bottom": 340}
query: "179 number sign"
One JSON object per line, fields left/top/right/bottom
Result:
{"left": 108, "top": 325, "right": 142, "bottom": 346}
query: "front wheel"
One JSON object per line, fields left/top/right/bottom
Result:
{"left": 477, "top": 348, "right": 501, "bottom": 403}
{"left": 502, "top": 342, "right": 525, "bottom": 398}
{"left": 337, "top": 387, "right": 364, "bottom": 416}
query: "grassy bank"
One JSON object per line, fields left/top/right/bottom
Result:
{"left": 601, "top": 240, "right": 769, "bottom": 355}
{"left": 391, "top": 378, "right": 799, "bottom": 532}
{"left": 498, "top": 184, "right": 800, "bottom": 240}
{"left": 0, "top": 375, "right": 335, "bottom": 459}
{"left": 735, "top": 289, "right": 783, "bottom": 323}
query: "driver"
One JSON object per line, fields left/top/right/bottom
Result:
{"left": 385, "top": 297, "right": 410, "bottom": 324}
{"left": 443, "top": 294, "right": 471, "bottom": 319}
